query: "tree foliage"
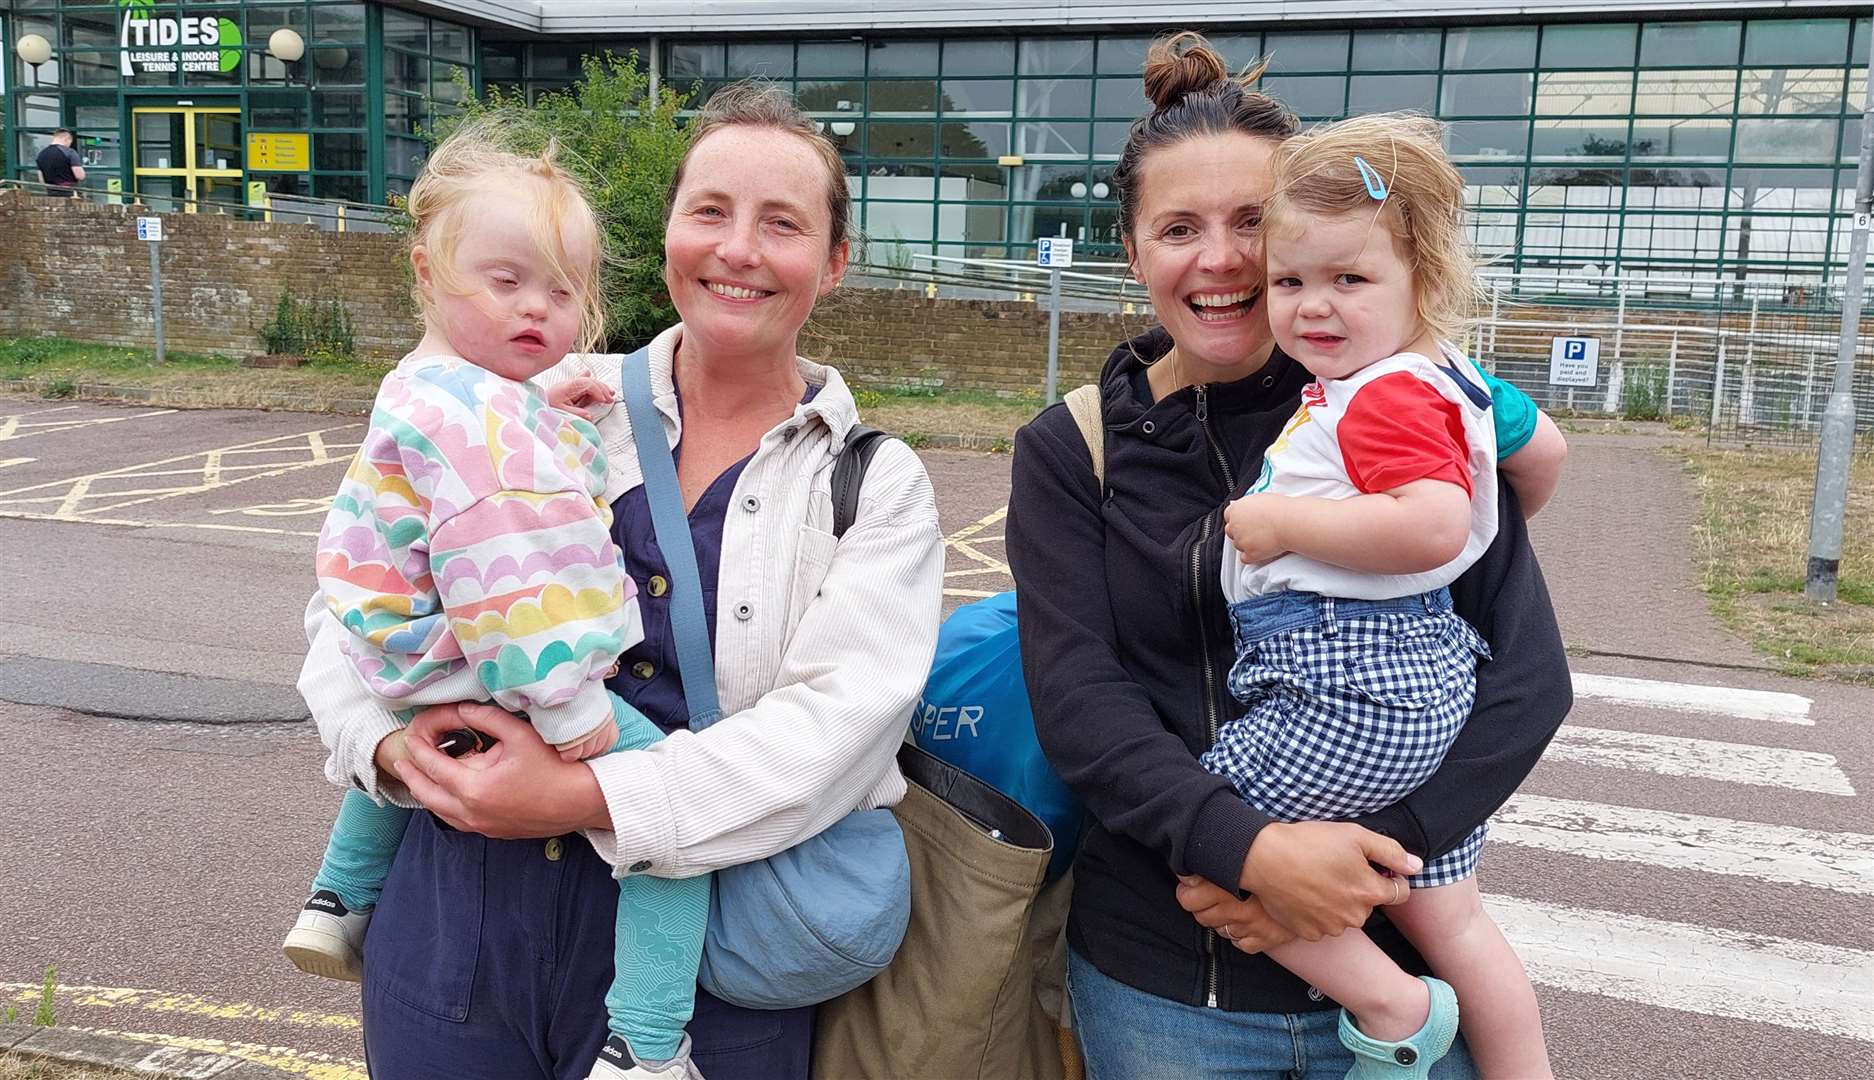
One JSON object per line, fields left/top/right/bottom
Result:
{"left": 431, "top": 54, "right": 692, "bottom": 349}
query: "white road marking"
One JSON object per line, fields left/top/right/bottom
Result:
{"left": 1548, "top": 724, "right": 1855, "bottom": 796}
{"left": 1493, "top": 794, "right": 1874, "bottom": 895}
{"left": 1485, "top": 894, "right": 1874, "bottom": 1042}
{"left": 1572, "top": 672, "right": 1812, "bottom": 725}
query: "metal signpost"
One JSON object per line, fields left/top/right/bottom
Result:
{"left": 1036, "top": 237, "right": 1075, "bottom": 405}
{"left": 1805, "top": 20, "right": 1874, "bottom": 604}
{"left": 137, "top": 216, "right": 166, "bottom": 364}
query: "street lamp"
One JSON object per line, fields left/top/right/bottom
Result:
{"left": 267, "top": 28, "right": 306, "bottom": 63}
{"left": 15, "top": 33, "right": 52, "bottom": 86}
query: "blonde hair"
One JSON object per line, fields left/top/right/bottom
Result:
{"left": 405, "top": 115, "right": 607, "bottom": 353}
{"left": 665, "top": 81, "right": 852, "bottom": 253}
{"left": 1263, "top": 111, "right": 1480, "bottom": 343}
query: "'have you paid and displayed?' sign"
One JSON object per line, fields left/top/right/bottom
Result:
{"left": 117, "top": 1, "right": 242, "bottom": 77}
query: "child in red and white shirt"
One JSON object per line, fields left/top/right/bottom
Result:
{"left": 1206, "top": 114, "right": 1558, "bottom": 1080}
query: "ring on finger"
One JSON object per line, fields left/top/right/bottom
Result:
{"left": 1393, "top": 878, "right": 1407, "bottom": 905}
{"left": 1218, "top": 925, "right": 1238, "bottom": 941}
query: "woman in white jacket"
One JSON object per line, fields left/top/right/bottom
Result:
{"left": 295, "top": 84, "right": 944, "bottom": 1080}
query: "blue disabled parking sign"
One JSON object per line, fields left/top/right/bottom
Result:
{"left": 1549, "top": 336, "right": 1599, "bottom": 386}
{"left": 1035, "top": 237, "right": 1074, "bottom": 268}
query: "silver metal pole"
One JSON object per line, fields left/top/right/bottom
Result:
{"left": 150, "top": 239, "right": 166, "bottom": 365}
{"left": 1045, "top": 267, "right": 1062, "bottom": 405}
{"left": 1805, "top": 26, "right": 1874, "bottom": 603}
{"left": 648, "top": 36, "right": 661, "bottom": 99}
{"left": 1665, "top": 331, "right": 1679, "bottom": 419}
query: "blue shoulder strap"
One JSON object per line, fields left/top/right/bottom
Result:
{"left": 618, "top": 347, "right": 723, "bottom": 730}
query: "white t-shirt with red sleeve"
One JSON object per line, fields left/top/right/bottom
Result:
{"left": 1222, "top": 346, "right": 1499, "bottom": 603}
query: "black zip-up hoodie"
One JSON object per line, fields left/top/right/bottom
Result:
{"left": 1006, "top": 327, "right": 1572, "bottom": 1013}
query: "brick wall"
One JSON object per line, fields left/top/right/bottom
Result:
{"left": 0, "top": 191, "right": 414, "bottom": 358}
{"left": 0, "top": 190, "right": 1143, "bottom": 395}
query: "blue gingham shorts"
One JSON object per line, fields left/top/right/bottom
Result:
{"left": 1200, "top": 588, "right": 1493, "bottom": 887}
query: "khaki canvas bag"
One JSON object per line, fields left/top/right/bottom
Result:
{"left": 812, "top": 387, "right": 1106, "bottom": 1080}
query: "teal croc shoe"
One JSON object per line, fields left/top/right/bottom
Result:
{"left": 1340, "top": 976, "right": 1460, "bottom": 1079}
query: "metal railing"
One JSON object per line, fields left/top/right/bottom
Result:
{"left": 0, "top": 178, "right": 400, "bottom": 233}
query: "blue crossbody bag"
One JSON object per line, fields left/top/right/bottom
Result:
{"left": 617, "top": 347, "right": 911, "bottom": 1010}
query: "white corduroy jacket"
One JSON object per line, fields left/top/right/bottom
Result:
{"left": 299, "top": 324, "right": 945, "bottom": 878}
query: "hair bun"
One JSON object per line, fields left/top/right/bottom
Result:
{"left": 1142, "top": 31, "right": 1229, "bottom": 110}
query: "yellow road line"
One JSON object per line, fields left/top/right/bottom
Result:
{"left": 1, "top": 983, "right": 359, "bottom": 1032}
{"left": 0, "top": 408, "right": 178, "bottom": 443}
{"left": 0, "top": 509, "right": 321, "bottom": 538}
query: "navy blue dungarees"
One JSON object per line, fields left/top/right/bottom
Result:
{"left": 361, "top": 395, "right": 818, "bottom": 1080}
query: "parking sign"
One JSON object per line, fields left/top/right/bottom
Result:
{"left": 136, "top": 217, "right": 164, "bottom": 243}
{"left": 1036, "top": 237, "right": 1074, "bottom": 268}
{"left": 1549, "top": 337, "right": 1599, "bottom": 386}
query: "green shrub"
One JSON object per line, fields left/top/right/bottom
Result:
{"left": 258, "top": 293, "right": 356, "bottom": 359}
{"left": 0, "top": 339, "right": 57, "bottom": 365}
{"left": 42, "top": 378, "right": 75, "bottom": 399}
{"left": 1621, "top": 363, "right": 1669, "bottom": 421}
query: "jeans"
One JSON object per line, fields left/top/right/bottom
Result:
{"left": 1068, "top": 948, "right": 1479, "bottom": 1080}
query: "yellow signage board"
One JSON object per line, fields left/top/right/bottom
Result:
{"left": 247, "top": 132, "right": 311, "bottom": 172}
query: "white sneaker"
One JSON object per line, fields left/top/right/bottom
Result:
{"left": 282, "top": 889, "right": 370, "bottom": 982}
{"left": 587, "top": 1033, "right": 705, "bottom": 1080}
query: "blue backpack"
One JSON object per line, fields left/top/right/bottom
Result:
{"left": 911, "top": 591, "right": 1083, "bottom": 881}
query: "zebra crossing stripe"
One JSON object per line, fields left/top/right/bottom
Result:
{"left": 1492, "top": 795, "right": 1874, "bottom": 895}
{"left": 1571, "top": 672, "right": 1812, "bottom": 726}
{"left": 1548, "top": 724, "right": 1855, "bottom": 796}
{"left": 1484, "top": 894, "right": 1874, "bottom": 1042}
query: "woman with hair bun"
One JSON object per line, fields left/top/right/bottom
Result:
{"left": 1007, "top": 31, "right": 1571, "bottom": 1079}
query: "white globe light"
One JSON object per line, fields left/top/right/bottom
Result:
{"left": 1092, "top": 181, "right": 1110, "bottom": 199}
{"left": 268, "top": 28, "right": 306, "bottom": 63}
{"left": 312, "top": 42, "right": 350, "bottom": 70}
{"left": 829, "top": 120, "right": 856, "bottom": 137}
{"left": 1070, "top": 181, "right": 1088, "bottom": 199}
{"left": 15, "top": 34, "right": 52, "bottom": 67}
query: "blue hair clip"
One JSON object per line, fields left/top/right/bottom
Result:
{"left": 1354, "top": 156, "right": 1388, "bottom": 201}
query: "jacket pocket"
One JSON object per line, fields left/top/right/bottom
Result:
{"left": 783, "top": 524, "right": 838, "bottom": 648}
{"left": 363, "top": 813, "right": 484, "bottom": 1022}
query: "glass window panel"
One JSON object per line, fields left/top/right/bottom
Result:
{"left": 315, "top": 131, "right": 365, "bottom": 172}
{"left": 432, "top": 22, "right": 471, "bottom": 63}
{"left": 1625, "top": 167, "right": 1725, "bottom": 208}
{"left": 432, "top": 65, "right": 470, "bottom": 104}
{"left": 1461, "top": 165, "right": 1525, "bottom": 204}
{"left": 386, "top": 50, "right": 425, "bottom": 94}
{"left": 383, "top": 10, "right": 427, "bottom": 52}
{"left": 481, "top": 44, "right": 522, "bottom": 81}
{"left": 1349, "top": 74, "right": 1438, "bottom": 115}
{"left": 1263, "top": 32, "right": 1348, "bottom": 73}
{"left": 311, "top": 47, "right": 364, "bottom": 87}
{"left": 315, "top": 4, "right": 366, "bottom": 43}
{"left": 1017, "top": 77, "right": 1092, "bottom": 118}
{"left": 798, "top": 41, "right": 864, "bottom": 76}
{"left": 183, "top": 54, "right": 241, "bottom": 88}
{"left": 1092, "top": 121, "right": 1131, "bottom": 157}
{"left": 383, "top": 93, "right": 423, "bottom": 136}
{"left": 1634, "top": 70, "right": 1737, "bottom": 115}
{"left": 1739, "top": 69, "right": 1847, "bottom": 115}
{"left": 1848, "top": 120, "right": 1865, "bottom": 163}
{"left": 1540, "top": 24, "right": 1636, "bottom": 69}
{"left": 1853, "top": 68, "right": 1869, "bottom": 111}
{"left": 246, "top": 4, "right": 308, "bottom": 41}
{"left": 1210, "top": 35, "right": 1265, "bottom": 73}
{"left": 387, "top": 136, "right": 425, "bottom": 177}
{"left": 1744, "top": 19, "right": 1851, "bottom": 67}
{"left": 823, "top": 123, "right": 862, "bottom": 155}
{"left": 1444, "top": 27, "right": 1536, "bottom": 70}
{"left": 869, "top": 123, "right": 935, "bottom": 158}
{"left": 312, "top": 92, "right": 363, "bottom": 129}
{"left": 1857, "top": 19, "right": 1872, "bottom": 65}
{"left": 1630, "top": 118, "right": 1733, "bottom": 161}
{"left": 528, "top": 43, "right": 586, "bottom": 80}
{"left": 1264, "top": 75, "right": 1345, "bottom": 118}
{"left": 1012, "top": 204, "right": 1090, "bottom": 244}
{"left": 726, "top": 42, "right": 792, "bottom": 78}
{"left": 128, "top": 61, "right": 174, "bottom": 88}
{"left": 62, "top": 12, "right": 116, "bottom": 49}
{"left": 869, "top": 80, "right": 937, "bottom": 116}
{"left": 248, "top": 50, "right": 305, "bottom": 87}
{"left": 667, "top": 43, "right": 722, "bottom": 79}
{"left": 796, "top": 80, "right": 863, "bottom": 113}
{"left": 1352, "top": 30, "right": 1441, "bottom": 72}
{"left": 1020, "top": 38, "right": 1093, "bottom": 76}
{"left": 945, "top": 39, "right": 1015, "bottom": 77}
{"left": 315, "top": 173, "right": 364, "bottom": 202}
{"left": 1536, "top": 72, "right": 1634, "bottom": 116}
{"left": 1445, "top": 119, "right": 1530, "bottom": 160}
{"left": 63, "top": 52, "right": 115, "bottom": 87}
{"left": 1097, "top": 36, "right": 1150, "bottom": 75}
{"left": 1527, "top": 167, "right": 1622, "bottom": 200}
{"left": 1735, "top": 117, "right": 1840, "bottom": 161}
{"left": 937, "top": 198, "right": 1007, "bottom": 244}
{"left": 941, "top": 121, "right": 1008, "bottom": 158}
{"left": 871, "top": 39, "right": 938, "bottom": 76}
{"left": 1729, "top": 167, "right": 1837, "bottom": 210}
{"left": 1094, "top": 77, "right": 1144, "bottom": 117}
{"left": 1441, "top": 73, "right": 1532, "bottom": 117}
{"left": 1089, "top": 163, "right": 1118, "bottom": 199}
{"left": 1640, "top": 21, "right": 1740, "bottom": 68}
{"left": 1013, "top": 163, "right": 1090, "bottom": 202}
{"left": 1531, "top": 119, "right": 1632, "bottom": 159}
{"left": 249, "top": 92, "right": 308, "bottom": 129}
{"left": 1014, "top": 120, "right": 1089, "bottom": 157}
{"left": 940, "top": 160, "right": 1005, "bottom": 187}
{"left": 940, "top": 79, "right": 1013, "bottom": 116}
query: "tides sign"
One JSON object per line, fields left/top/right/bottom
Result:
{"left": 117, "top": 0, "right": 243, "bottom": 76}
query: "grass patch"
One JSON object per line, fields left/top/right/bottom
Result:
{"left": 853, "top": 386, "right": 1039, "bottom": 441}
{"left": 0, "top": 336, "right": 388, "bottom": 410}
{"left": 0, "top": 1057, "right": 142, "bottom": 1080}
{"left": 1678, "top": 445, "right": 1874, "bottom": 682}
